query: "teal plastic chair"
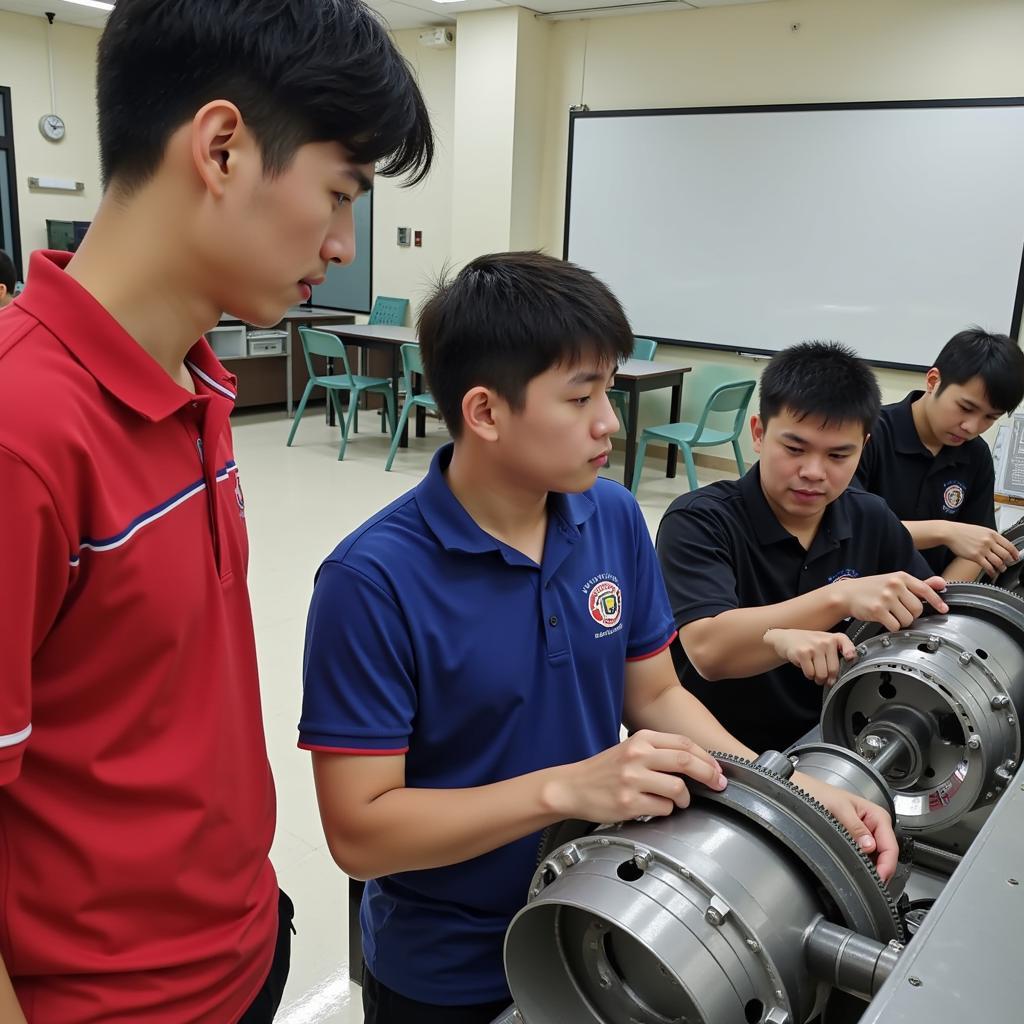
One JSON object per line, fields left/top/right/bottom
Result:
{"left": 287, "top": 327, "right": 397, "bottom": 460}
{"left": 384, "top": 344, "right": 440, "bottom": 471}
{"left": 609, "top": 338, "right": 657, "bottom": 426}
{"left": 368, "top": 296, "right": 409, "bottom": 326}
{"left": 630, "top": 379, "right": 756, "bottom": 495}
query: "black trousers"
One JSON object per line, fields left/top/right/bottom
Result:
{"left": 238, "top": 890, "right": 295, "bottom": 1024}
{"left": 362, "top": 970, "right": 511, "bottom": 1024}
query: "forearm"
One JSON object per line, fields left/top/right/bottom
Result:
{"left": 0, "top": 955, "right": 26, "bottom": 1024}
{"left": 943, "top": 555, "right": 983, "bottom": 581}
{"left": 684, "top": 587, "right": 848, "bottom": 680}
{"left": 626, "top": 680, "right": 757, "bottom": 761}
{"left": 315, "top": 764, "right": 569, "bottom": 880}
{"left": 902, "top": 519, "right": 951, "bottom": 551}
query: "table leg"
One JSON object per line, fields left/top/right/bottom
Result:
{"left": 326, "top": 355, "right": 336, "bottom": 427}
{"left": 413, "top": 371, "right": 426, "bottom": 438}
{"left": 285, "top": 329, "right": 293, "bottom": 418}
{"left": 393, "top": 348, "right": 408, "bottom": 447}
{"left": 623, "top": 384, "right": 641, "bottom": 490}
{"left": 667, "top": 381, "right": 682, "bottom": 478}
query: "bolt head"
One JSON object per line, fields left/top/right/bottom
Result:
{"left": 967, "top": 735, "right": 982, "bottom": 750}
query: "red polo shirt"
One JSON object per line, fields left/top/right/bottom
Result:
{"left": 0, "top": 252, "right": 278, "bottom": 1023}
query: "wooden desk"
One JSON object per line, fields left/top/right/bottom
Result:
{"left": 614, "top": 358, "right": 692, "bottom": 490}
{"left": 321, "top": 324, "right": 423, "bottom": 447}
{"left": 218, "top": 307, "right": 355, "bottom": 414}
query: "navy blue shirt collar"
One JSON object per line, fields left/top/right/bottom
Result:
{"left": 415, "top": 443, "right": 597, "bottom": 565}
{"left": 737, "top": 462, "right": 852, "bottom": 553}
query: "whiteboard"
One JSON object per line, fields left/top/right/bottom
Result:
{"left": 565, "top": 101, "right": 1024, "bottom": 369}
{"left": 311, "top": 191, "right": 372, "bottom": 314}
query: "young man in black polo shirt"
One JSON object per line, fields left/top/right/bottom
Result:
{"left": 855, "top": 328, "right": 1024, "bottom": 581}
{"left": 657, "top": 342, "right": 948, "bottom": 753}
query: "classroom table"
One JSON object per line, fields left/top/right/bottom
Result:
{"left": 612, "top": 357, "right": 692, "bottom": 490}
{"left": 218, "top": 306, "right": 355, "bottom": 415}
{"left": 320, "top": 323, "right": 424, "bottom": 448}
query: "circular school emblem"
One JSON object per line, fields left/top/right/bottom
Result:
{"left": 942, "top": 482, "right": 965, "bottom": 513}
{"left": 589, "top": 581, "right": 622, "bottom": 628}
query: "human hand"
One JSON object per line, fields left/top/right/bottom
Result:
{"left": 793, "top": 772, "right": 899, "bottom": 883}
{"left": 554, "top": 730, "right": 727, "bottom": 824}
{"left": 834, "top": 572, "right": 948, "bottom": 630}
{"left": 947, "top": 522, "right": 1020, "bottom": 578}
{"left": 764, "top": 628, "right": 858, "bottom": 686}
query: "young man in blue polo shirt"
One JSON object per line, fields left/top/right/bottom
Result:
{"left": 0, "top": 3, "right": 432, "bottom": 1022}
{"left": 657, "top": 342, "right": 949, "bottom": 754}
{"left": 300, "top": 256, "right": 898, "bottom": 1023}
{"left": 855, "top": 328, "right": 1024, "bottom": 581}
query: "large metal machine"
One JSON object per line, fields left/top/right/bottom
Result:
{"left": 495, "top": 581, "right": 1024, "bottom": 1023}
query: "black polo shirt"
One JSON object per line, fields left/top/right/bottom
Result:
{"left": 656, "top": 464, "right": 930, "bottom": 753}
{"left": 855, "top": 390, "right": 997, "bottom": 574}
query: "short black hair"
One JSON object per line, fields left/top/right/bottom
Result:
{"left": 0, "top": 249, "right": 15, "bottom": 295}
{"left": 759, "top": 341, "right": 881, "bottom": 435}
{"left": 97, "top": 0, "right": 433, "bottom": 192}
{"left": 418, "top": 252, "right": 634, "bottom": 439}
{"left": 933, "top": 327, "right": 1024, "bottom": 414}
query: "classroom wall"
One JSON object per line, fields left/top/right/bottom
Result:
{"left": 533, "top": 0, "right": 1024, "bottom": 459}
{"left": 0, "top": 11, "right": 102, "bottom": 266}
{"left": 370, "top": 30, "right": 456, "bottom": 321}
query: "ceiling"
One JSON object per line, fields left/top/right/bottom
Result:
{"left": 0, "top": 0, "right": 780, "bottom": 33}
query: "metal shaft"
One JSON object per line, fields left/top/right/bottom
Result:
{"left": 805, "top": 918, "right": 903, "bottom": 1001}
{"left": 861, "top": 734, "right": 909, "bottom": 778}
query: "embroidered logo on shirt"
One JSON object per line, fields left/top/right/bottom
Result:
{"left": 588, "top": 580, "right": 622, "bottom": 628}
{"left": 942, "top": 481, "right": 965, "bottom": 514}
{"left": 827, "top": 568, "right": 861, "bottom": 584}
{"left": 234, "top": 475, "right": 246, "bottom": 519}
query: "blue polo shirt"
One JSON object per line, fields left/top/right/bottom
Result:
{"left": 855, "top": 390, "right": 997, "bottom": 574}
{"left": 299, "top": 444, "right": 675, "bottom": 1005}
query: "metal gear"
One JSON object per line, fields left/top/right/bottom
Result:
{"left": 696, "top": 752, "right": 903, "bottom": 943}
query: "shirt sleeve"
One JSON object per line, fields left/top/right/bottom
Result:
{"left": 0, "top": 447, "right": 71, "bottom": 785}
{"left": 625, "top": 500, "right": 677, "bottom": 661}
{"left": 960, "top": 446, "right": 997, "bottom": 530}
{"left": 299, "top": 559, "right": 416, "bottom": 754}
{"left": 655, "top": 503, "right": 740, "bottom": 630}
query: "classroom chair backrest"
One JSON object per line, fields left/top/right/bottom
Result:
{"left": 368, "top": 296, "right": 409, "bottom": 326}
{"left": 693, "top": 379, "right": 757, "bottom": 438}
{"left": 400, "top": 343, "right": 430, "bottom": 397}
{"left": 298, "top": 327, "right": 355, "bottom": 382}
{"left": 632, "top": 337, "right": 658, "bottom": 360}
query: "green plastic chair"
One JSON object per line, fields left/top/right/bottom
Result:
{"left": 287, "top": 327, "right": 397, "bottom": 460}
{"left": 368, "top": 296, "right": 409, "bottom": 326}
{"left": 630, "top": 379, "right": 756, "bottom": 495}
{"left": 609, "top": 338, "right": 658, "bottom": 426}
{"left": 384, "top": 344, "right": 440, "bottom": 471}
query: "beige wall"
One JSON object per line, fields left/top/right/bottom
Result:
{"left": 533, "top": 0, "right": 1024, "bottom": 456}
{"left": 0, "top": 11, "right": 102, "bottom": 267}
{"left": 371, "top": 30, "right": 456, "bottom": 321}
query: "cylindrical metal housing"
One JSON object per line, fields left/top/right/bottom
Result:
{"left": 823, "top": 584, "right": 1024, "bottom": 833}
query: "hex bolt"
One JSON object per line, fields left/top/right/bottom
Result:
{"left": 967, "top": 735, "right": 982, "bottom": 750}
{"left": 959, "top": 651, "right": 973, "bottom": 666}
{"left": 923, "top": 636, "right": 941, "bottom": 652}
{"left": 633, "top": 848, "right": 652, "bottom": 871}
{"left": 909, "top": 977, "right": 923, "bottom": 987}
{"left": 560, "top": 844, "right": 581, "bottom": 868}
{"left": 857, "top": 644, "right": 868, "bottom": 657}
{"left": 880, "top": 636, "right": 892, "bottom": 648}
{"left": 705, "top": 896, "right": 730, "bottom": 926}
{"left": 746, "top": 939, "right": 761, "bottom": 953}
{"left": 991, "top": 694, "right": 1011, "bottom": 709}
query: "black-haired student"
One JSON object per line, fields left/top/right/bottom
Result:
{"left": 657, "top": 342, "right": 946, "bottom": 753}
{"left": 856, "top": 328, "right": 1024, "bottom": 580}
{"left": 0, "top": 1, "right": 433, "bottom": 1021}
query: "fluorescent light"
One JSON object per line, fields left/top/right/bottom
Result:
{"left": 431, "top": 0, "right": 467, "bottom": 4}
{"left": 63, "top": 0, "right": 115, "bottom": 11}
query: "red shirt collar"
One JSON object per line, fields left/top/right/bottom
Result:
{"left": 16, "top": 250, "right": 237, "bottom": 422}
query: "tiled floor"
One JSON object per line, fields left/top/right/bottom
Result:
{"left": 234, "top": 406, "right": 735, "bottom": 1022}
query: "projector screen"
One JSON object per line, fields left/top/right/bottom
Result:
{"left": 565, "top": 100, "right": 1024, "bottom": 370}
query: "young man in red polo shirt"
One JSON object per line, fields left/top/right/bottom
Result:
{"left": 0, "top": 2, "right": 432, "bottom": 1022}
